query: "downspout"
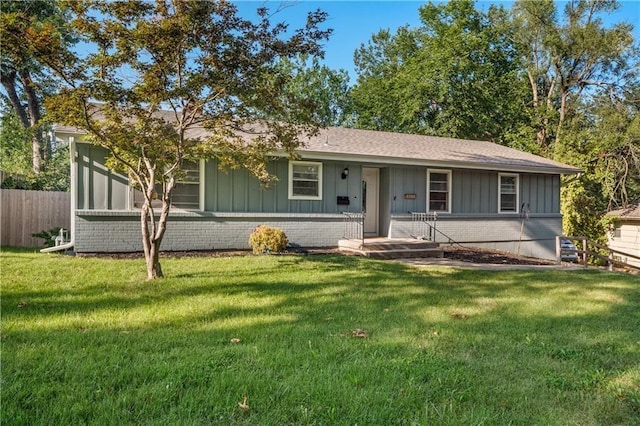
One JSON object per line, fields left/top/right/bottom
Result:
{"left": 41, "top": 135, "right": 76, "bottom": 253}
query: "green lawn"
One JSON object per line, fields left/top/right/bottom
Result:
{"left": 1, "top": 248, "right": 639, "bottom": 425}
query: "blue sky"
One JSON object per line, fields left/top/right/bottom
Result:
{"left": 234, "top": 1, "right": 640, "bottom": 83}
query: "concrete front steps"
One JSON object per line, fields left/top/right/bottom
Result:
{"left": 338, "top": 237, "right": 443, "bottom": 259}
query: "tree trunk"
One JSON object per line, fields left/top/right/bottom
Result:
{"left": 146, "top": 240, "right": 163, "bottom": 279}
{"left": 555, "top": 89, "right": 569, "bottom": 145}
{"left": 140, "top": 202, "right": 165, "bottom": 279}
{"left": 20, "top": 70, "right": 44, "bottom": 173}
{"left": 0, "top": 71, "right": 30, "bottom": 128}
{"left": 0, "top": 69, "right": 44, "bottom": 174}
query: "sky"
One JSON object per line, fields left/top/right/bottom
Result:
{"left": 233, "top": 0, "right": 640, "bottom": 84}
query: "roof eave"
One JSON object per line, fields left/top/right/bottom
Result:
{"left": 293, "top": 150, "right": 582, "bottom": 175}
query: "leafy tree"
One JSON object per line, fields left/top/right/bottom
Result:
{"left": 0, "top": 0, "right": 72, "bottom": 174}
{"left": 511, "top": 0, "right": 637, "bottom": 149}
{"left": 44, "top": 0, "right": 331, "bottom": 279}
{"left": 275, "top": 55, "right": 352, "bottom": 127}
{"left": 351, "top": 0, "right": 525, "bottom": 142}
{"left": 0, "top": 102, "right": 31, "bottom": 175}
{"left": 0, "top": 100, "right": 69, "bottom": 191}
{"left": 558, "top": 91, "right": 640, "bottom": 207}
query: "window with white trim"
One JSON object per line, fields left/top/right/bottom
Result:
{"left": 499, "top": 173, "right": 519, "bottom": 213}
{"left": 427, "top": 169, "right": 451, "bottom": 213}
{"left": 133, "top": 160, "right": 201, "bottom": 210}
{"left": 288, "top": 161, "right": 322, "bottom": 200}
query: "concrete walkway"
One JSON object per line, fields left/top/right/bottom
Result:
{"left": 394, "top": 257, "right": 585, "bottom": 271}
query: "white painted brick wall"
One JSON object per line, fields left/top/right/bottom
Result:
{"left": 389, "top": 214, "right": 562, "bottom": 260}
{"left": 75, "top": 212, "right": 344, "bottom": 252}
{"left": 75, "top": 211, "right": 563, "bottom": 260}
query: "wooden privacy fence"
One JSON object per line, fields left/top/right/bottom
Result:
{"left": 1, "top": 189, "right": 70, "bottom": 247}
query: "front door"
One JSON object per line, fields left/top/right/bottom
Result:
{"left": 362, "top": 167, "right": 379, "bottom": 236}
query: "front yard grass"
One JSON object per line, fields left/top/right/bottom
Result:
{"left": 1, "top": 248, "right": 639, "bottom": 425}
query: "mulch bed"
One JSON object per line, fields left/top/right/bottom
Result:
{"left": 79, "top": 245, "right": 556, "bottom": 265}
{"left": 442, "top": 246, "right": 557, "bottom": 265}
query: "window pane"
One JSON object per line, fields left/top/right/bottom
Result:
{"left": 173, "top": 161, "right": 200, "bottom": 209}
{"left": 430, "top": 192, "right": 447, "bottom": 202}
{"left": 292, "top": 180, "right": 319, "bottom": 196}
{"left": 430, "top": 182, "right": 448, "bottom": 191}
{"left": 500, "top": 176, "right": 516, "bottom": 193}
{"left": 430, "top": 173, "right": 448, "bottom": 183}
{"left": 290, "top": 162, "right": 321, "bottom": 198}
{"left": 133, "top": 161, "right": 200, "bottom": 210}
{"left": 499, "top": 175, "right": 518, "bottom": 212}
{"left": 172, "top": 182, "right": 199, "bottom": 209}
{"left": 292, "top": 165, "right": 319, "bottom": 181}
{"left": 429, "top": 200, "right": 447, "bottom": 211}
{"left": 500, "top": 194, "right": 516, "bottom": 211}
{"left": 428, "top": 171, "right": 449, "bottom": 212}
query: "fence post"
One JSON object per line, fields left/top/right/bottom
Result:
{"left": 608, "top": 251, "right": 614, "bottom": 272}
{"left": 582, "top": 238, "right": 588, "bottom": 267}
{"left": 555, "top": 236, "right": 561, "bottom": 264}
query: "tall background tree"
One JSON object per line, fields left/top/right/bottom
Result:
{"left": 275, "top": 55, "right": 352, "bottom": 127}
{"left": 44, "top": 0, "right": 331, "bottom": 279}
{"left": 0, "top": 0, "right": 72, "bottom": 183}
{"left": 351, "top": 0, "right": 526, "bottom": 142}
{"left": 511, "top": 0, "right": 637, "bottom": 151}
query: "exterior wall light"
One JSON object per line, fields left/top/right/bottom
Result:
{"left": 341, "top": 167, "right": 349, "bottom": 179}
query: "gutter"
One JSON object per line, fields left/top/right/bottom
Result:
{"left": 41, "top": 136, "right": 76, "bottom": 253}
{"left": 277, "top": 150, "right": 583, "bottom": 175}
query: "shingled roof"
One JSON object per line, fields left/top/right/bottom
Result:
{"left": 300, "top": 127, "right": 580, "bottom": 174}
{"left": 608, "top": 205, "right": 640, "bottom": 219}
{"left": 55, "top": 121, "right": 580, "bottom": 175}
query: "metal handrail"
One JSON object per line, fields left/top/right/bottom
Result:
{"left": 342, "top": 212, "right": 365, "bottom": 245}
{"left": 410, "top": 212, "right": 438, "bottom": 241}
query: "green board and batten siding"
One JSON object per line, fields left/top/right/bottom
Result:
{"left": 451, "top": 170, "right": 559, "bottom": 215}
{"left": 76, "top": 145, "right": 561, "bottom": 215}
{"left": 76, "top": 144, "right": 128, "bottom": 210}
{"left": 76, "top": 145, "right": 364, "bottom": 214}
{"left": 205, "top": 158, "right": 363, "bottom": 214}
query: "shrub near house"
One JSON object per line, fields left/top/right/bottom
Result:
{"left": 249, "top": 225, "right": 289, "bottom": 254}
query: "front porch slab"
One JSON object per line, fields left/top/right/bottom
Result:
{"left": 338, "top": 238, "right": 443, "bottom": 259}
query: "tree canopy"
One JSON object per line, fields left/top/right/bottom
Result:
{"left": 351, "top": 0, "right": 526, "bottom": 142}
{"left": 0, "top": 0, "right": 73, "bottom": 176}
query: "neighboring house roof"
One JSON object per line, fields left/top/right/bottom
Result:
{"left": 54, "top": 121, "right": 581, "bottom": 175}
{"left": 608, "top": 205, "right": 640, "bottom": 220}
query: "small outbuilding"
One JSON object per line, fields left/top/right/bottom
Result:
{"left": 607, "top": 205, "right": 640, "bottom": 268}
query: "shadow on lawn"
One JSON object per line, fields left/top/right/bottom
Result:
{"left": 2, "top": 251, "right": 639, "bottom": 424}
{"left": 3, "top": 253, "right": 639, "bottom": 323}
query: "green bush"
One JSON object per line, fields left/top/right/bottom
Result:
{"left": 32, "top": 227, "right": 62, "bottom": 248}
{"left": 248, "top": 225, "right": 288, "bottom": 254}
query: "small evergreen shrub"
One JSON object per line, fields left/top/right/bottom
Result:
{"left": 32, "top": 227, "right": 62, "bottom": 247}
{"left": 248, "top": 225, "right": 288, "bottom": 254}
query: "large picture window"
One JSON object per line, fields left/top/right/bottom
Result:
{"left": 427, "top": 169, "right": 451, "bottom": 213}
{"left": 289, "top": 161, "right": 322, "bottom": 200}
{"left": 499, "top": 173, "right": 519, "bottom": 213}
{"left": 133, "top": 160, "right": 201, "bottom": 210}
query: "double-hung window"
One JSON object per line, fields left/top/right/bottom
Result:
{"left": 499, "top": 173, "right": 519, "bottom": 213}
{"left": 427, "top": 169, "right": 451, "bottom": 213}
{"left": 289, "top": 161, "right": 322, "bottom": 200}
{"left": 133, "top": 160, "right": 201, "bottom": 210}
{"left": 171, "top": 160, "right": 201, "bottom": 209}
